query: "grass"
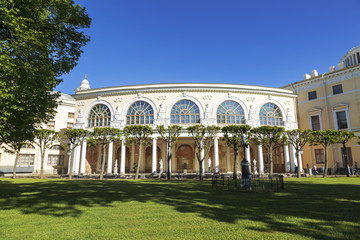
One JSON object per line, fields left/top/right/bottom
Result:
{"left": 0, "top": 177, "right": 359, "bottom": 240}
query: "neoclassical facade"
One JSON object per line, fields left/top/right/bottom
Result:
{"left": 70, "top": 82, "right": 299, "bottom": 175}
{"left": 283, "top": 45, "right": 360, "bottom": 173}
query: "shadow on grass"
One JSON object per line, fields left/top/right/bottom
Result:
{"left": 0, "top": 178, "right": 359, "bottom": 239}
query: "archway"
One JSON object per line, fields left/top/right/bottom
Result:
{"left": 176, "top": 144, "right": 194, "bottom": 173}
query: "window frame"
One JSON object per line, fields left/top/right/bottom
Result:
{"left": 259, "top": 103, "right": 284, "bottom": 126}
{"left": 170, "top": 100, "right": 200, "bottom": 124}
{"left": 87, "top": 104, "right": 112, "bottom": 127}
{"left": 216, "top": 100, "right": 245, "bottom": 125}
{"left": 332, "top": 84, "right": 343, "bottom": 95}
{"left": 314, "top": 149, "right": 324, "bottom": 164}
{"left": 308, "top": 91, "right": 317, "bottom": 101}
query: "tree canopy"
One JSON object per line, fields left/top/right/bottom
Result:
{"left": 0, "top": 0, "right": 91, "bottom": 143}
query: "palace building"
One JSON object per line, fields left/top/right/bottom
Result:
{"left": 282, "top": 45, "right": 360, "bottom": 173}
{"left": 1, "top": 45, "right": 359, "bottom": 176}
{"left": 70, "top": 82, "right": 298, "bottom": 175}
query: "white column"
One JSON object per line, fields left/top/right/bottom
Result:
{"left": 73, "top": 145, "right": 81, "bottom": 174}
{"left": 171, "top": 143, "right": 176, "bottom": 172}
{"left": 152, "top": 137, "right": 157, "bottom": 173}
{"left": 245, "top": 146, "right": 251, "bottom": 172}
{"left": 201, "top": 145, "right": 205, "bottom": 174}
{"left": 258, "top": 144, "right": 264, "bottom": 174}
{"left": 290, "top": 145, "right": 296, "bottom": 172}
{"left": 299, "top": 152, "right": 304, "bottom": 172}
{"left": 214, "top": 137, "right": 219, "bottom": 173}
{"left": 68, "top": 143, "right": 73, "bottom": 174}
{"left": 120, "top": 140, "right": 126, "bottom": 174}
{"left": 107, "top": 142, "right": 113, "bottom": 174}
{"left": 80, "top": 140, "right": 87, "bottom": 174}
{"left": 284, "top": 145, "right": 290, "bottom": 173}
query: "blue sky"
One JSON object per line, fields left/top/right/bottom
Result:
{"left": 57, "top": 0, "right": 360, "bottom": 94}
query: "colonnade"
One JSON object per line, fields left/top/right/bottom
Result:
{"left": 68, "top": 137, "right": 303, "bottom": 175}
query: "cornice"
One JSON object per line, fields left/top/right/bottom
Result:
{"left": 71, "top": 83, "right": 297, "bottom": 100}
{"left": 282, "top": 64, "right": 360, "bottom": 92}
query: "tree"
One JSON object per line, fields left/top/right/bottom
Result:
{"left": 1, "top": 120, "right": 35, "bottom": 178}
{"left": 0, "top": 0, "right": 91, "bottom": 144}
{"left": 123, "top": 125, "right": 153, "bottom": 180}
{"left": 285, "top": 129, "right": 312, "bottom": 178}
{"left": 222, "top": 125, "right": 252, "bottom": 179}
{"left": 187, "top": 125, "right": 221, "bottom": 180}
{"left": 251, "top": 126, "right": 286, "bottom": 176}
{"left": 33, "top": 129, "right": 60, "bottom": 179}
{"left": 90, "top": 127, "right": 121, "bottom": 180}
{"left": 309, "top": 130, "right": 338, "bottom": 177}
{"left": 336, "top": 130, "right": 356, "bottom": 177}
{"left": 157, "top": 125, "right": 182, "bottom": 180}
{"left": 63, "top": 128, "right": 89, "bottom": 180}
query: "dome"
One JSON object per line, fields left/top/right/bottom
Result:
{"left": 338, "top": 45, "right": 360, "bottom": 68}
{"left": 75, "top": 76, "right": 91, "bottom": 92}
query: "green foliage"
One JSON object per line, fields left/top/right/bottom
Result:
{"left": 187, "top": 125, "right": 221, "bottom": 180}
{"left": 63, "top": 128, "right": 89, "bottom": 146}
{"left": 335, "top": 130, "right": 356, "bottom": 177}
{"left": 157, "top": 125, "right": 182, "bottom": 144}
{"left": 90, "top": 127, "right": 121, "bottom": 180}
{"left": 309, "top": 130, "right": 339, "bottom": 177}
{"left": 285, "top": 129, "right": 312, "bottom": 178}
{"left": 222, "top": 125, "right": 251, "bottom": 179}
{"left": 0, "top": 0, "right": 91, "bottom": 143}
{"left": 63, "top": 128, "right": 90, "bottom": 179}
{"left": 123, "top": 125, "right": 153, "bottom": 179}
{"left": 157, "top": 125, "right": 182, "bottom": 180}
{"left": 251, "top": 126, "right": 286, "bottom": 175}
{"left": 123, "top": 125, "right": 153, "bottom": 146}
{"left": 222, "top": 125, "right": 252, "bottom": 149}
{"left": 33, "top": 129, "right": 60, "bottom": 178}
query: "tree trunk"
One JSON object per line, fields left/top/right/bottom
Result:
{"left": 135, "top": 142, "right": 142, "bottom": 180}
{"left": 296, "top": 150, "right": 301, "bottom": 179}
{"left": 343, "top": 143, "right": 350, "bottom": 177}
{"left": 323, "top": 147, "right": 328, "bottom": 178}
{"left": 40, "top": 144, "right": 45, "bottom": 179}
{"left": 199, "top": 159, "right": 203, "bottom": 180}
{"left": 100, "top": 144, "right": 106, "bottom": 180}
{"left": 12, "top": 152, "right": 20, "bottom": 179}
{"left": 69, "top": 147, "right": 75, "bottom": 180}
{"left": 269, "top": 149, "right": 273, "bottom": 176}
{"left": 233, "top": 147, "right": 238, "bottom": 180}
{"left": 166, "top": 143, "right": 172, "bottom": 180}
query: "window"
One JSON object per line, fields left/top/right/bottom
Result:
{"left": 126, "top": 101, "right": 154, "bottom": 125}
{"left": 336, "top": 111, "right": 348, "bottom": 129}
{"left": 341, "top": 147, "right": 352, "bottom": 164}
{"left": 88, "top": 104, "right": 111, "bottom": 127}
{"left": 50, "top": 145, "right": 64, "bottom": 150}
{"left": 171, "top": 100, "right": 200, "bottom": 124}
{"left": 48, "top": 155, "right": 64, "bottom": 166}
{"left": 18, "top": 154, "right": 35, "bottom": 166}
{"left": 310, "top": 115, "right": 321, "bottom": 131}
{"left": 21, "top": 143, "right": 35, "bottom": 149}
{"left": 315, "top": 149, "right": 324, "bottom": 164}
{"left": 217, "top": 101, "right": 245, "bottom": 124}
{"left": 308, "top": 91, "right": 317, "bottom": 100}
{"left": 68, "top": 112, "right": 75, "bottom": 118}
{"left": 47, "top": 121, "right": 55, "bottom": 130}
{"left": 332, "top": 84, "right": 343, "bottom": 95}
{"left": 259, "top": 103, "right": 283, "bottom": 126}
{"left": 67, "top": 122, "right": 73, "bottom": 129}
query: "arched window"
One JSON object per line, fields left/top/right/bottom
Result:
{"left": 171, "top": 100, "right": 200, "bottom": 124}
{"left": 88, "top": 104, "right": 111, "bottom": 127}
{"left": 259, "top": 103, "right": 283, "bottom": 126}
{"left": 21, "top": 144, "right": 35, "bottom": 149}
{"left": 217, "top": 101, "right": 245, "bottom": 124}
{"left": 126, "top": 101, "right": 154, "bottom": 125}
{"left": 50, "top": 145, "right": 64, "bottom": 150}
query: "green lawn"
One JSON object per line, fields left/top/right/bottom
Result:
{"left": 0, "top": 177, "right": 359, "bottom": 240}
